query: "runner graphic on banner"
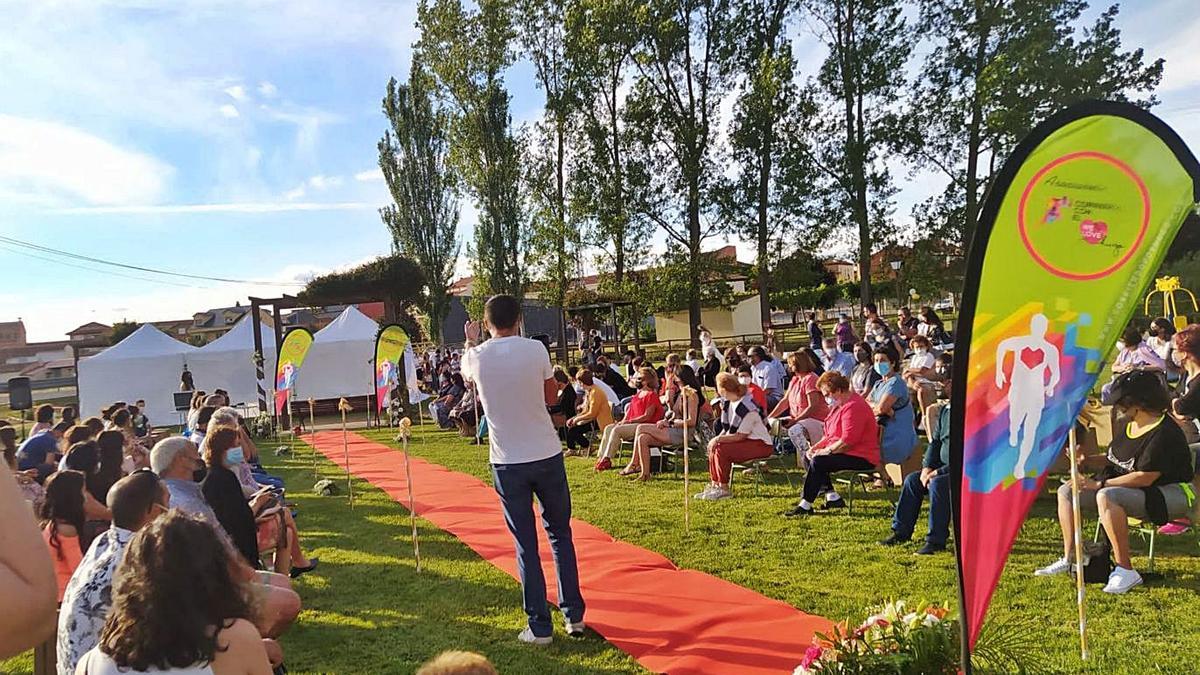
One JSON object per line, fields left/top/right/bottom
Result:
{"left": 951, "top": 101, "right": 1200, "bottom": 662}
{"left": 374, "top": 324, "right": 410, "bottom": 414}
{"left": 275, "top": 327, "right": 315, "bottom": 415}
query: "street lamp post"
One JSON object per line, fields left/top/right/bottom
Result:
{"left": 890, "top": 260, "right": 903, "bottom": 313}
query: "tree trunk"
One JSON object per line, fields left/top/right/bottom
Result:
{"left": 556, "top": 113, "right": 570, "bottom": 363}
{"left": 756, "top": 128, "right": 772, "bottom": 328}
{"left": 840, "top": 0, "right": 871, "bottom": 305}
{"left": 963, "top": 15, "right": 990, "bottom": 244}
{"left": 688, "top": 178, "right": 703, "bottom": 348}
{"left": 610, "top": 78, "right": 627, "bottom": 286}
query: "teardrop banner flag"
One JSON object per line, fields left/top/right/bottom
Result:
{"left": 374, "top": 324, "right": 410, "bottom": 414}
{"left": 951, "top": 101, "right": 1200, "bottom": 661}
{"left": 275, "top": 327, "right": 315, "bottom": 415}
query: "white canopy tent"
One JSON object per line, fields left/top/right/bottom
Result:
{"left": 78, "top": 324, "right": 198, "bottom": 425}
{"left": 295, "top": 306, "right": 378, "bottom": 402}
{"left": 189, "top": 316, "right": 278, "bottom": 412}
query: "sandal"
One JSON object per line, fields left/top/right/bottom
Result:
{"left": 618, "top": 467, "right": 639, "bottom": 476}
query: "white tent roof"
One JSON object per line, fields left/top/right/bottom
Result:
{"left": 89, "top": 323, "right": 198, "bottom": 360}
{"left": 199, "top": 314, "right": 276, "bottom": 353}
{"left": 313, "top": 305, "right": 379, "bottom": 343}
{"left": 189, "top": 315, "right": 277, "bottom": 411}
{"left": 79, "top": 324, "right": 196, "bottom": 425}
{"left": 295, "top": 306, "right": 379, "bottom": 401}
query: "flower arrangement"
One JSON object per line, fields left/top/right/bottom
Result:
{"left": 249, "top": 411, "right": 275, "bottom": 439}
{"left": 794, "top": 600, "right": 958, "bottom": 675}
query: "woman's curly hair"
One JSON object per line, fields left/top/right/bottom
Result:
{"left": 99, "top": 510, "right": 257, "bottom": 670}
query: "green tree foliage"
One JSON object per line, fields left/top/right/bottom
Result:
{"left": 378, "top": 58, "right": 461, "bottom": 342}
{"left": 910, "top": 0, "right": 1163, "bottom": 245}
{"left": 564, "top": 0, "right": 653, "bottom": 285}
{"left": 109, "top": 320, "right": 140, "bottom": 345}
{"left": 800, "top": 0, "right": 912, "bottom": 305}
{"left": 300, "top": 254, "right": 427, "bottom": 338}
{"left": 767, "top": 250, "right": 837, "bottom": 314}
{"left": 718, "top": 0, "right": 815, "bottom": 325}
{"left": 419, "top": 0, "right": 527, "bottom": 301}
{"left": 625, "top": 0, "right": 735, "bottom": 345}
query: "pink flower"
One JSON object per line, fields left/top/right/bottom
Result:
{"left": 799, "top": 644, "right": 826, "bottom": 670}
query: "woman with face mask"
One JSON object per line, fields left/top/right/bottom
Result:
{"left": 201, "top": 426, "right": 270, "bottom": 569}
{"left": 734, "top": 364, "right": 768, "bottom": 412}
{"left": 1102, "top": 324, "right": 1167, "bottom": 403}
{"left": 785, "top": 372, "right": 880, "bottom": 515}
{"left": 1037, "top": 370, "right": 1193, "bottom": 594}
{"left": 850, "top": 341, "right": 881, "bottom": 396}
{"left": 867, "top": 347, "right": 919, "bottom": 484}
{"left": 694, "top": 373, "right": 774, "bottom": 501}
{"left": 902, "top": 335, "right": 939, "bottom": 427}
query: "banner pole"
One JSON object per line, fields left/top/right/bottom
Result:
{"left": 308, "top": 398, "right": 317, "bottom": 480}
{"left": 1068, "top": 426, "right": 1089, "bottom": 661}
{"left": 400, "top": 420, "right": 421, "bottom": 572}
{"left": 341, "top": 404, "right": 353, "bottom": 509}
{"left": 683, "top": 387, "right": 692, "bottom": 533}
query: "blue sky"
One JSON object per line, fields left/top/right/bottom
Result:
{"left": 2, "top": 0, "right": 1199, "bottom": 342}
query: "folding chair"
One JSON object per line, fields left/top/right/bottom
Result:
{"left": 1094, "top": 518, "right": 1160, "bottom": 573}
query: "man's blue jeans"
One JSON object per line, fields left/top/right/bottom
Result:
{"left": 491, "top": 453, "right": 585, "bottom": 637}
{"left": 891, "top": 470, "right": 951, "bottom": 546}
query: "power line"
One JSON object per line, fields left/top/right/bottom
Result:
{"left": 0, "top": 234, "right": 304, "bottom": 287}
{"left": 0, "top": 243, "right": 205, "bottom": 289}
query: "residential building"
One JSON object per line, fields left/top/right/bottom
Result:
{"left": 0, "top": 320, "right": 26, "bottom": 347}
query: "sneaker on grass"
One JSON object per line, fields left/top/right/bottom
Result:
{"left": 517, "top": 627, "right": 552, "bottom": 645}
{"left": 695, "top": 486, "right": 731, "bottom": 501}
{"left": 565, "top": 620, "right": 586, "bottom": 637}
{"left": 1102, "top": 567, "right": 1143, "bottom": 594}
{"left": 1034, "top": 557, "right": 1072, "bottom": 577}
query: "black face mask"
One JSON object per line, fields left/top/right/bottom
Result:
{"left": 1114, "top": 405, "right": 1135, "bottom": 424}
{"left": 192, "top": 458, "right": 208, "bottom": 483}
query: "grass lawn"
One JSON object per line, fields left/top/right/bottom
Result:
{"left": 6, "top": 418, "right": 1197, "bottom": 674}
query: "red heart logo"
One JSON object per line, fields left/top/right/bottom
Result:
{"left": 1020, "top": 347, "right": 1044, "bottom": 369}
{"left": 1080, "top": 220, "right": 1108, "bottom": 244}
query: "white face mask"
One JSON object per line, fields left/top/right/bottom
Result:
{"left": 1116, "top": 341, "right": 1126, "bottom": 351}
{"left": 824, "top": 347, "right": 837, "bottom": 356}
{"left": 914, "top": 348, "right": 927, "bottom": 356}
{"left": 824, "top": 395, "right": 838, "bottom": 408}
{"left": 738, "top": 376, "right": 751, "bottom": 385}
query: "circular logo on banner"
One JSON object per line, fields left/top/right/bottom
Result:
{"left": 1017, "top": 151, "right": 1150, "bottom": 281}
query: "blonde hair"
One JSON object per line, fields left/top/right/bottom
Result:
{"left": 638, "top": 366, "right": 659, "bottom": 391}
{"left": 715, "top": 371, "right": 746, "bottom": 398}
{"left": 416, "top": 651, "right": 498, "bottom": 675}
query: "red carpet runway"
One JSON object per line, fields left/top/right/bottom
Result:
{"left": 308, "top": 430, "right": 832, "bottom": 674}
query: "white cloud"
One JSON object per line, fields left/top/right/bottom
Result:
{"left": 283, "top": 186, "right": 306, "bottom": 200}
{"left": 50, "top": 201, "right": 375, "bottom": 215}
{"left": 219, "top": 104, "right": 240, "bottom": 118}
{"left": 354, "top": 168, "right": 383, "bottom": 182}
{"left": 257, "top": 81, "right": 278, "bottom": 98}
{"left": 307, "top": 174, "right": 342, "bottom": 189}
{"left": 0, "top": 115, "right": 172, "bottom": 206}
{"left": 224, "top": 85, "right": 248, "bottom": 102}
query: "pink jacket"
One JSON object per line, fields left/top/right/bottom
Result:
{"left": 820, "top": 393, "right": 880, "bottom": 465}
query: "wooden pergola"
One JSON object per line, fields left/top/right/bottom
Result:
{"left": 562, "top": 299, "right": 638, "bottom": 365}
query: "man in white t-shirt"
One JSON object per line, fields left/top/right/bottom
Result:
{"left": 460, "top": 295, "right": 586, "bottom": 646}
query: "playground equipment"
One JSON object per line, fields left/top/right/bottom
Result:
{"left": 1144, "top": 276, "right": 1197, "bottom": 329}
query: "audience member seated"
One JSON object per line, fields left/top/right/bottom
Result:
{"left": 748, "top": 346, "right": 786, "bottom": 410}
{"left": 621, "top": 366, "right": 702, "bottom": 480}
{"left": 92, "top": 431, "right": 127, "bottom": 505}
{"left": 547, "top": 370, "right": 578, "bottom": 437}
{"left": 834, "top": 313, "right": 857, "bottom": 352}
{"left": 768, "top": 351, "right": 828, "bottom": 454}
{"left": 449, "top": 384, "right": 479, "bottom": 437}
{"left": 108, "top": 408, "right": 149, "bottom": 470}
{"left": 76, "top": 511, "right": 276, "bottom": 675}
{"left": 593, "top": 361, "right": 635, "bottom": 400}
{"left": 895, "top": 307, "right": 919, "bottom": 340}
{"left": 685, "top": 349, "right": 703, "bottom": 377}
{"left": 849, "top": 341, "right": 881, "bottom": 396}
{"left": 868, "top": 347, "right": 919, "bottom": 484}
{"left": 201, "top": 427, "right": 271, "bottom": 569}
{"left": 865, "top": 317, "right": 906, "bottom": 356}
{"left": 189, "top": 406, "right": 217, "bottom": 449}
{"left": 916, "top": 306, "right": 948, "bottom": 345}
{"left": 694, "top": 372, "right": 773, "bottom": 501}
{"left": 63, "top": 441, "right": 114, "bottom": 525}
{"left": 1148, "top": 317, "right": 1181, "bottom": 384}
{"left": 733, "top": 364, "right": 768, "bottom": 412}
{"left": 82, "top": 416, "right": 106, "bottom": 439}
{"left": 186, "top": 392, "right": 207, "bottom": 431}
{"left": 431, "top": 373, "right": 467, "bottom": 429}
{"left": 882, "top": 378, "right": 954, "bottom": 554}
{"left": 130, "top": 400, "right": 152, "bottom": 438}
{"left": 151, "top": 436, "right": 303, "bottom": 644}
{"left": 16, "top": 420, "right": 70, "bottom": 482}
{"left": 565, "top": 370, "right": 614, "bottom": 456}
{"left": 57, "top": 471, "right": 168, "bottom": 675}
{"left": 40, "top": 469, "right": 88, "bottom": 601}
{"left": 58, "top": 424, "right": 95, "bottom": 470}
{"left": 31, "top": 403, "right": 56, "bottom": 436}
{"left": 820, "top": 336, "right": 856, "bottom": 377}
{"left": 1101, "top": 324, "right": 1167, "bottom": 402}
{"left": 901, "top": 334, "right": 939, "bottom": 424}
{"left": 1036, "top": 371, "right": 1195, "bottom": 594}
{"left": 785, "top": 372, "right": 880, "bottom": 515}
{"left": 595, "top": 367, "right": 663, "bottom": 472}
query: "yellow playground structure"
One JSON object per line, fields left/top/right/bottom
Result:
{"left": 1144, "top": 276, "right": 1197, "bottom": 329}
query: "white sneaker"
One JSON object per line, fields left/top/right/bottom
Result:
{"left": 517, "top": 627, "right": 552, "bottom": 645}
{"left": 1102, "top": 567, "right": 1143, "bottom": 594}
{"left": 696, "top": 486, "right": 732, "bottom": 501}
{"left": 694, "top": 484, "right": 718, "bottom": 499}
{"left": 1034, "top": 557, "right": 1072, "bottom": 576}
{"left": 565, "top": 620, "right": 586, "bottom": 637}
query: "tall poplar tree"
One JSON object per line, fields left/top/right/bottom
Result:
{"left": 378, "top": 59, "right": 460, "bottom": 341}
